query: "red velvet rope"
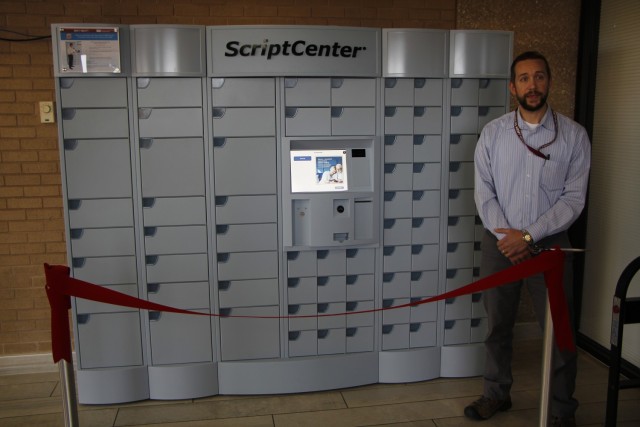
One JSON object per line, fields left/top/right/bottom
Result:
{"left": 44, "top": 249, "right": 574, "bottom": 363}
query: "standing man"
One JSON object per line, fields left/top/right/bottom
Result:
{"left": 465, "top": 51, "right": 591, "bottom": 427}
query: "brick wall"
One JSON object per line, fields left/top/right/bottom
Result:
{"left": 0, "top": 0, "right": 457, "bottom": 356}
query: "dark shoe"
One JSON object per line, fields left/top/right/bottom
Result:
{"left": 464, "top": 395, "right": 512, "bottom": 420}
{"left": 550, "top": 416, "right": 576, "bottom": 427}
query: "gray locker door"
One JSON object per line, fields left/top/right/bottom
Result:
{"left": 410, "top": 322, "right": 437, "bottom": 348}
{"left": 64, "top": 139, "right": 132, "bottom": 199}
{"left": 212, "top": 77, "right": 275, "bottom": 107}
{"left": 146, "top": 254, "right": 209, "bottom": 283}
{"left": 381, "top": 323, "right": 409, "bottom": 350}
{"left": 149, "top": 311, "right": 212, "bottom": 365}
{"left": 413, "top": 135, "right": 441, "bottom": 163}
{"left": 142, "top": 197, "right": 206, "bottom": 226}
{"left": 219, "top": 306, "right": 280, "bottom": 361}
{"left": 384, "top": 78, "right": 414, "bottom": 106}
{"left": 347, "top": 326, "right": 374, "bottom": 352}
{"left": 144, "top": 225, "right": 208, "bottom": 255}
{"left": 317, "top": 328, "right": 346, "bottom": 355}
{"left": 138, "top": 108, "right": 203, "bottom": 138}
{"left": 137, "top": 78, "right": 203, "bottom": 107}
{"left": 414, "top": 79, "right": 443, "bottom": 106}
{"left": 289, "top": 330, "right": 318, "bottom": 357}
{"left": 218, "top": 278, "right": 279, "bottom": 308}
{"left": 67, "top": 199, "right": 133, "bottom": 229}
{"left": 59, "top": 77, "right": 128, "bottom": 108}
{"left": 213, "top": 137, "right": 276, "bottom": 196}
{"left": 215, "top": 195, "right": 277, "bottom": 224}
{"left": 384, "top": 135, "right": 413, "bottom": 163}
{"left": 217, "top": 251, "right": 278, "bottom": 281}
{"left": 212, "top": 107, "right": 275, "bottom": 137}
{"left": 76, "top": 312, "right": 143, "bottom": 368}
{"left": 139, "top": 138, "right": 205, "bottom": 197}
{"left": 72, "top": 256, "right": 137, "bottom": 285}
{"left": 331, "top": 78, "right": 376, "bottom": 106}
{"left": 216, "top": 223, "right": 278, "bottom": 253}
{"left": 70, "top": 227, "right": 135, "bottom": 258}
{"left": 62, "top": 109, "right": 129, "bottom": 139}
{"left": 147, "top": 281, "right": 210, "bottom": 309}
{"left": 285, "top": 78, "right": 330, "bottom": 106}
{"left": 412, "top": 190, "right": 441, "bottom": 218}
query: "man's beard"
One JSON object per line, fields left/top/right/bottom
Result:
{"left": 516, "top": 91, "right": 548, "bottom": 112}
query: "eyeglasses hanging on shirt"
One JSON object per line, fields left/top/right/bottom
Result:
{"left": 513, "top": 109, "right": 558, "bottom": 160}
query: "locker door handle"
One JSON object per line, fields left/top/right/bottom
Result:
{"left": 215, "top": 196, "right": 228, "bottom": 206}
{"left": 451, "top": 106, "right": 463, "bottom": 116}
{"left": 213, "top": 137, "right": 226, "bottom": 147}
{"left": 472, "top": 293, "right": 482, "bottom": 303}
{"left": 219, "top": 308, "right": 232, "bottom": 317}
{"left": 414, "top": 78, "right": 426, "bottom": 89}
{"left": 413, "top": 163, "right": 425, "bottom": 173}
{"left": 317, "top": 277, "right": 329, "bottom": 286}
{"left": 414, "top": 107, "right": 426, "bottom": 117}
{"left": 411, "top": 271, "right": 422, "bottom": 280}
{"left": 413, "top": 135, "right": 426, "bottom": 145}
{"left": 218, "top": 281, "right": 230, "bottom": 291}
{"left": 69, "top": 229, "right": 84, "bottom": 239}
{"left": 212, "top": 78, "right": 225, "bottom": 89}
{"left": 411, "top": 245, "right": 423, "bottom": 254}
{"left": 284, "top": 107, "right": 298, "bottom": 118}
{"left": 346, "top": 301, "right": 358, "bottom": 311}
{"left": 316, "top": 250, "right": 329, "bottom": 259}
{"left": 384, "top": 135, "right": 396, "bottom": 145}
{"left": 471, "top": 318, "right": 482, "bottom": 327}
{"left": 383, "top": 299, "right": 394, "bottom": 308}
{"left": 382, "top": 324, "right": 394, "bottom": 334}
{"left": 446, "top": 269, "right": 458, "bottom": 279}
{"left": 72, "top": 258, "right": 85, "bottom": 268}
{"left": 61, "top": 108, "right": 76, "bottom": 120}
{"left": 212, "top": 108, "right": 226, "bottom": 119}
{"left": 450, "top": 134, "right": 462, "bottom": 144}
{"left": 288, "top": 331, "right": 300, "bottom": 340}
{"left": 147, "top": 283, "right": 160, "bottom": 293}
{"left": 412, "top": 218, "right": 424, "bottom": 228}
{"left": 137, "top": 78, "right": 151, "bottom": 89}
{"left": 317, "top": 329, "right": 329, "bottom": 339}
{"left": 216, "top": 225, "right": 229, "bottom": 235}
{"left": 68, "top": 199, "right": 81, "bottom": 210}
{"left": 346, "top": 275, "right": 358, "bottom": 285}
{"left": 385, "top": 78, "right": 397, "bottom": 88}
{"left": 384, "top": 191, "right": 396, "bottom": 201}
{"left": 444, "top": 320, "right": 456, "bottom": 329}
{"left": 142, "top": 198, "right": 156, "bottom": 208}
{"left": 346, "top": 327, "right": 357, "bottom": 337}
{"left": 288, "top": 304, "right": 300, "bottom": 315}
{"left": 448, "top": 216, "right": 460, "bottom": 226}
{"left": 479, "top": 79, "right": 491, "bottom": 89}
{"left": 149, "top": 311, "right": 162, "bottom": 321}
{"left": 287, "top": 251, "right": 300, "bottom": 260}
{"left": 330, "top": 107, "right": 343, "bottom": 118}
{"left": 138, "top": 108, "right": 152, "bottom": 120}
{"left": 76, "top": 314, "right": 90, "bottom": 324}
{"left": 383, "top": 246, "right": 395, "bottom": 256}
{"left": 383, "top": 272, "right": 394, "bottom": 282}
{"left": 284, "top": 77, "right": 298, "bottom": 88}
{"left": 449, "top": 162, "right": 461, "bottom": 172}
{"left": 317, "top": 303, "right": 329, "bottom": 313}
{"left": 217, "top": 253, "right": 230, "bottom": 263}
{"left": 479, "top": 106, "right": 490, "bottom": 116}
{"left": 383, "top": 219, "right": 395, "bottom": 229}
{"left": 451, "top": 78, "right": 464, "bottom": 89}
{"left": 287, "top": 278, "right": 300, "bottom": 288}
{"left": 346, "top": 249, "right": 358, "bottom": 258}
{"left": 412, "top": 191, "right": 424, "bottom": 201}
{"left": 330, "top": 78, "right": 343, "bottom": 89}
{"left": 384, "top": 163, "right": 396, "bottom": 174}
{"left": 144, "top": 227, "right": 157, "bottom": 237}
{"left": 384, "top": 106, "right": 397, "bottom": 117}
{"left": 63, "top": 139, "right": 78, "bottom": 150}
{"left": 139, "top": 138, "right": 154, "bottom": 149}
{"left": 60, "top": 78, "right": 75, "bottom": 89}
{"left": 145, "top": 255, "right": 159, "bottom": 265}
{"left": 410, "top": 323, "right": 421, "bottom": 332}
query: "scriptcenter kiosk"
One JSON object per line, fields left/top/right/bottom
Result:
{"left": 52, "top": 24, "right": 512, "bottom": 403}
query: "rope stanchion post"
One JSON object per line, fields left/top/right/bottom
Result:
{"left": 539, "top": 298, "right": 554, "bottom": 426}
{"left": 59, "top": 359, "right": 79, "bottom": 426}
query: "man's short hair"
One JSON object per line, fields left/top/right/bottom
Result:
{"left": 510, "top": 51, "right": 552, "bottom": 83}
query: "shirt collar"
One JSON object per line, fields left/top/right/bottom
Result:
{"left": 510, "top": 106, "right": 554, "bottom": 131}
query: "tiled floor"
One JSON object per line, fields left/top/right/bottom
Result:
{"left": 1, "top": 336, "right": 639, "bottom": 426}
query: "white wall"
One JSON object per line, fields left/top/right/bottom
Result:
{"left": 580, "top": 0, "right": 640, "bottom": 366}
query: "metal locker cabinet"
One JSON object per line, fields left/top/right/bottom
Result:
{"left": 142, "top": 197, "right": 206, "bottom": 226}
{"left": 59, "top": 77, "right": 128, "bottom": 108}
{"left": 449, "top": 30, "right": 513, "bottom": 78}
{"left": 284, "top": 77, "right": 330, "bottom": 106}
{"left": 412, "top": 162, "right": 441, "bottom": 191}
{"left": 413, "top": 135, "right": 441, "bottom": 163}
{"left": 148, "top": 311, "right": 212, "bottom": 365}
{"left": 384, "top": 78, "right": 414, "bottom": 106}
{"left": 212, "top": 77, "right": 275, "bottom": 107}
{"left": 219, "top": 306, "right": 280, "bottom": 361}
{"left": 62, "top": 108, "right": 129, "bottom": 139}
{"left": 331, "top": 78, "right": 376, "bottom": 106}
{"left": 63, "top": 139, "right": 132, "bottom": 199}
{"left": 137, "top": 77, "right": 203, "bottom": 107}
{"left": 384, "top": 135, "right": 413, "bottom": 163}
{"left": 218, "top": 278, "right": 279, "bottom": 308}
{"left": 412, "top": 190, "right": 441, "bottom": 218}
{"left": 139, "top": 138, "right": 205, "bottom": 197}
{"left": 212, "top": 137, "right": 277, "bottom": 196}
{"left": 383, "top": 218, "right": 412, "bottom": 246}
{"left": 215, "top": 195, "right": 277, "bottom": 224}
{"left": 382, "top": 272, "right": 411, "bottom": 299}
{"left": 346, "top": 248, "right": 375, "bottom": 275}
{"left": 68, "top": 199, "right": 133, "bottom": 229}
{"left": 411, "top": 217, "right": 440, "bottom": 245}
{"left": 144, "top": 225, "right": 208, "bottom": 254}
{"left": 346, "top": 274, "right": 375, "bottom": 301}
{"left": 414, "top": 79, "right": 443, "bottom": 106}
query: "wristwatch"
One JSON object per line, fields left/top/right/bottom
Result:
{"left": 522, "top": 230, "right": 534, "bottom": 246}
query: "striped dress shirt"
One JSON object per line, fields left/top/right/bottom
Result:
{"left": 474, "top": 107, "right": 591, "bottom": 242}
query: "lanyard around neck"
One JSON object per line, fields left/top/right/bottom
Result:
{"left": 513, "top": 109, "right": 558, "bottom": 160}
